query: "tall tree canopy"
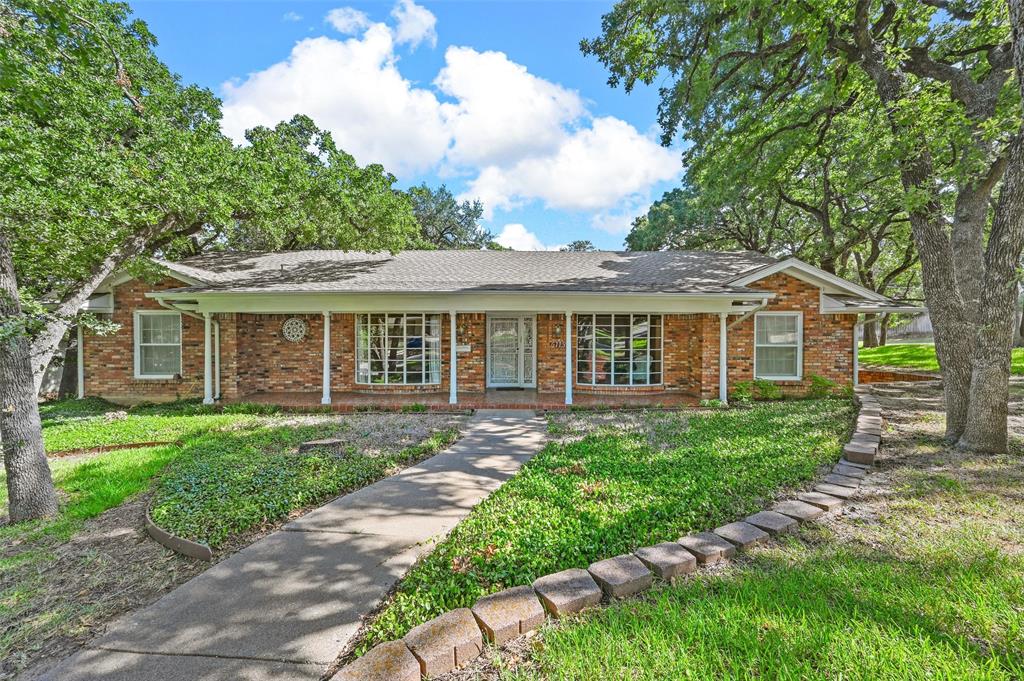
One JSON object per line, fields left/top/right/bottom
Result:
{"left": 1, "top": 0, "right": 414, "bottom": 521}
{"left": 561, "top": 240, "right": 597, "bottom": 252}
{"left": 585, "top": 0, "right": 1024, "bottom": 453}
{"left": 407, "top": 184, "right": 495, "bottom": 250}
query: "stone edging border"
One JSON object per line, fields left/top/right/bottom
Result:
{"left": 333, "top": 387, "right": 883, "bottom": 681}
{"left": 145, "top": 508, "right": 214, "bottom": 562}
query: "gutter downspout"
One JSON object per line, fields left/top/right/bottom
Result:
{"left": 727, "top": 298, "right": 771, "bottom": 330}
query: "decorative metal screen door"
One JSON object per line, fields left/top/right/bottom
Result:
{"left": 487, "top": 316, "right": 535, "bottom": 387}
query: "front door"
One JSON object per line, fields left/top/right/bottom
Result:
{"left": 487, "top": 315, "right": 536, "bottom": 387}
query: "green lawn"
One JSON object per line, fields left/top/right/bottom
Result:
{"left": 39, "top": 397, "right": 273, "bottom": 453}
{"left": 506, "top": 453, "right": 1024, "bottom": 681}
{"left": 2, "top": 398, "right": 272, "bottom": 541}
{"left": 359, "top": 399, "right": 855, "bottom": 651}
{"left": 859, "top": 342, "right": 1024, "bottom": 375}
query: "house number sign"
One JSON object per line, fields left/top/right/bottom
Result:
{"left": 549, "top": 339, "right": 566, "bottom": 349}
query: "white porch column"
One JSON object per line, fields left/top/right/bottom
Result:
{"left": 564, "top": 311, "right": 573, "bottom": 405}
{"left": 203, "top": 313, "right": 214, "bottom": 405}
{"left": 449, "top": 310, "right": 458, "bottom": 404}
{"left": 853, "top": 320, "right": 860, "bottom": 387}
{"left": 213, "top": 320, "right": 221, "bottom": 400}
{"left": 321, "top": 312, "right": 332, "bottom": 405}
{"left": 76, "top": 322, "right": 85, "bottom": 399}
{"left": 718, "top": 312, "right": 728, "bottom": 404}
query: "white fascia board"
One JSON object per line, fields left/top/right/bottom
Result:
{"left": 822, "top": 305, "right": 926, "bottom": 314}
{"left": 98, "top": 266, "right": 204, "bottom": 293}
{"left": 147, "top": 290, "right": 774, "bottom": 315}
{"left": 730, "top": 258, "right": 889, "bottom": 301}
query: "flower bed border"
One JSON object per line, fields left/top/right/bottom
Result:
{"left": 144, "top": 508, "right": 214, "bottom": 562}
{"left": 333, "top": 388, "right": 883, "bottom": 680}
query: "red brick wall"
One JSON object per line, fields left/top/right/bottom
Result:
{"left": 537, "top": 314, "right": 568, "bottom": 393}
{"left": 82, "top": 277, "right": 205, "bottom": 403}
{"left": 84, "top": 272, "right": 856, "bottom": 404}
{"left": 455, "top": 313, "right": 486, "bottom": 392}
{"left": 697, "top": 273, "right": 855, "bottom": 399}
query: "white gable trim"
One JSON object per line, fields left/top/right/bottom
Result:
{"left": 728, "top": 258, "right": 888, "bottom": 301}
{"left": 99, "top": 267, "right": 204, "bottom": 293}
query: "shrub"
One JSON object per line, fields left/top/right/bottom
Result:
{"left": 753, "top": 379, "right": 784, "bottom": 400}
{"left": 401, "top": 403, "right": 428, "bottom": 413}
{"left": 807, "top": 374, "right": 837, "bottom": 399}
{"left": 731, "top": 381, "right": 755, "bottom": 403}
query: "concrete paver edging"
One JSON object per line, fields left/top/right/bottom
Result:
{"left": 337, "top": 387, "right": 883, "bottom": 680}
{"left": 144, "top": 509, "right": 213, "bottom": 562}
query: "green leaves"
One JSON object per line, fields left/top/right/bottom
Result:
{"left": 359, "top": 399, "right": 855, "bottom": 651}
{"left": 3, "top": 2, "right": 416, "bottom": 312}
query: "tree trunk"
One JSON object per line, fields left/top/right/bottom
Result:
{"left": 959, "top": 3, "right": 1024, "bottom": 452}
{"left": 855, "top": 36, "right": 975, "bottom": 441}
{"left": 0, "top": 232, "right": 58, "bottom": 522}
{"left": 879, "top": 313, "right": 890, "bottom": 346}
{"left": 862, "top": 319, "right": 878, "bottom": 347}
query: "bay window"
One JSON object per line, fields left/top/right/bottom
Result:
{"left": 356, "top": 313, "right": 442, "bottom": 385}
{"left": 754, "top": 312, "right": 803, "bottom": 380}
{"left": 576, "top": 314, "right": 662, "bottom": 386}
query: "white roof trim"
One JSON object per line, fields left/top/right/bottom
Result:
{"left": 99, "top": 266, "right": 204, "bottom": 292}
{"left": 729, "top": 257, "right": 888, "bottom": 301}
{"left": 820, "top": 294, "right": 924, "bottom": 314}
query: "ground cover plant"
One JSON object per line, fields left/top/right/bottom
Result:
{"left": 475, "top": 382, "right": 1024, "bottom": 681}
{"left": 149, "top": 424, "right": 461, "bottom": 548}
{"left": 1, "top": 400, "right": 465, "bottom": 680}
{"left": 359, "top": 398, "right": 854, "bottom": 651}
{"left": 859, "top": 343, "right": 1024, "bottom": 376}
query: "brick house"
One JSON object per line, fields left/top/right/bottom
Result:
{"left": 77, "top": 250, "right": 917, "bottom": 408}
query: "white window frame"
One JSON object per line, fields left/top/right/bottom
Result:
{"left": 355, "top": 313, "right": 442, "bottom": 386}
{"left": 754, "top": 311, "right": 803, "bottom": 381}
{"left": 133, "top": 310, "right": 182, "bottom": 379}
{"left": 575, "top": 313, "right": 663, "bottom": 387}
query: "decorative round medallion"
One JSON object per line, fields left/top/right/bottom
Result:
{"left": 281, "top": 317, "right": 308, "bottom": 342}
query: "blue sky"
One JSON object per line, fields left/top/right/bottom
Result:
{"left": 131, "top": 1, "right": 683, "bottom": 250}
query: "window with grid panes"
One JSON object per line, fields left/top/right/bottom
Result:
{"left": 356, "top": 313, "right": 442, "bottom": 384}
{"left": 575, "top": 314, "right": 662, "bottom": 386}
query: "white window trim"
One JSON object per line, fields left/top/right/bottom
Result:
{"left": 575, "top": 313, "right": 664, "bottom": 387}
{"left": 133, "top": 310, "right": 182, "bottom": 379}
{"left": 754, "top": 311, "right": 803, "bottom": 381}
{"left": 355, "top": 313, "right": 442, "bottom": 386}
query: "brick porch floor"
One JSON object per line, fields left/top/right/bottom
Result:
{"left": 227, "top": 389, "right": 700, "bottom": 412}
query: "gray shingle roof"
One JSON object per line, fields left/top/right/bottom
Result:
{"left": 158, "top": 250, "right": 779, "bottom": 295}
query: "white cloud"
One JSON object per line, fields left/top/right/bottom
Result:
{"left": 220, "top": 26, "right": 449, "bottom": 174}
{"left": 282, "top": 11, "right": 303, "bottom": 22}
{"left": 495, "top": 224, "right": 565, "bottom": 251}
{"left": 220, "top": 1, "right": 680, "bottom": 226}
{"left": 463, "top": 117, "right": 679, "bottom": 216}
{"left": 391, "top": 0, "right": 437, "bottom": 49}
{"left": 436, "top": 46, "right": 584, "bottom": 167}
{"left": 325, "top": 7, "right": 371, "bottom": 34}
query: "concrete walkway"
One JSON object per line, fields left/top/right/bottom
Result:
{"left": 43, "top": 410, "right": 547, "bottom": 681}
